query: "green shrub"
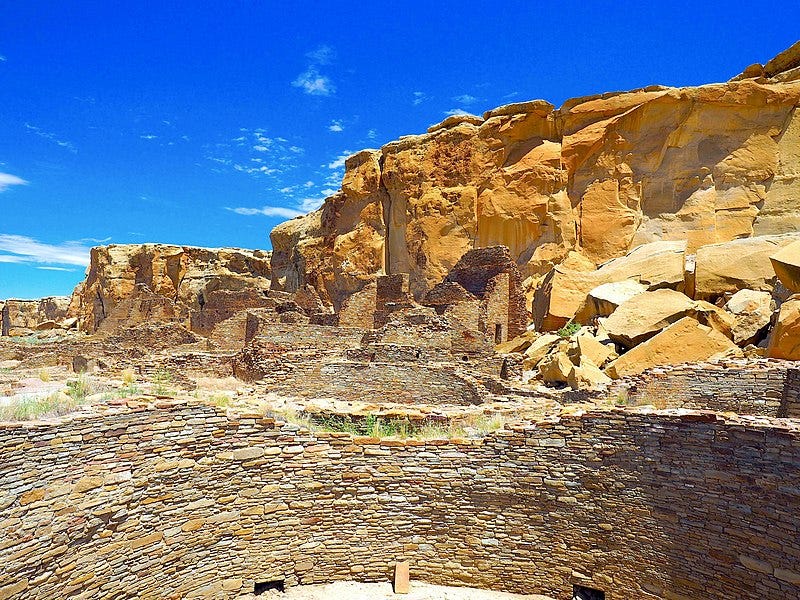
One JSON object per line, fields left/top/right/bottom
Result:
{"left": 557, "top": 321, "right": 581, "bottom": 338}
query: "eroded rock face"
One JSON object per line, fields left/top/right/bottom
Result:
{"left": 69, "top": 244, "right": 271, "bottom": 333}
{"left": 1, "top": 297, "right": 70, "bottom": 336}
{"left": 270, "top": 45, "right": 800, "bottom": 315}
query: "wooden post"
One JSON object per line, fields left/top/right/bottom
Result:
{"left": 394, "top": 561, "right": 410, "bottom": 594}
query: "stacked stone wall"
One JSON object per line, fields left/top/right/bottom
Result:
{"left": 1, "top": 406, "right": 798, "bottom": 600}
{"left": 780, "top": 368, "right": 800, "bottom": 417}
{"left": 616, "top": 360, "right": 792, "bottom": 416}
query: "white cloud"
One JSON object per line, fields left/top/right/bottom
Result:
{"left": 444, "top": 109, "right": 471, "bottom": 116}
{"left": 140, "top": 134, "right": 158, "bottom": 140}
{"left": 328, "top": 150, "right": 353, "bottom": 170}
{"left": 0, "top": 55, "right": 6, "bottom": 62}
{"left": 253, "top": 145, "right": 269, "bottom": 152}
{"left": 37, "top": 266, "right": 76, "bottom": 272}
{"left": 292, "top": 68, "right": 335, "bottom": 96}
{"left": 289, "top": 146, "right": 304, "bottom": 154}
{"left": 329, "top": 120, "right": 344, "bottom": 132}
{"left": 24, "top": 123, "right": 77, "bottom": 153}
{"left": 413, "top": 91, "right": 428, "bottom": 106}
{"left": 0, "top": 234, "right": 92, "bottom": 266}
{"left": 453, "top": 94, "right": 478, "bottom": 105}
{"left": 306, "top": 45, "right": 335, "bottom": 65}
{"left": 0, "top": 173, "right": 27, "bottom": 192}
{"left": 299, "top": 197, "right": 326, "bottom": 212}
{"left": 366, "top": 129, "right": 377, "bottom": 140}
{"left": 226, "top": 206, "right": 304, "bottom": 219}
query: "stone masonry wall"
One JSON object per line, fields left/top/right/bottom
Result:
{"left": 1, "top": 406, "right": 799, "bottom": 600}
{"left": 616, "top": 360, "right": 792, "bottom": 416}
{"left": 780, "top": 368, "right": 800, "bottom": 417}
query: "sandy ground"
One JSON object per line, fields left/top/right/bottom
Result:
{"left": 238, "top": 581, "right": 555, "bottom": 600}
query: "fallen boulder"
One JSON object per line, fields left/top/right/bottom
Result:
{"left": 538, "top": 351, "right": 573, "bottom": 384}
{"left": 694, "top": 234, "right": 800, "bottom": 299}
{"left": 606, "top": 317, "right": 742, "bottom": 378}
{"left": 767, "top": 294, "right": 800, "bottom": 360}
{"left": 770, "top": 240, "right": 800, "bottom": 293}
{"left": 568, "top": 357, "right": 612, "bottom": 390}
{"left": 724, "top": 289, "right": 775, "bottom": 346}
{"left": 576, "top": 279, "right": 648, "bottom": 322}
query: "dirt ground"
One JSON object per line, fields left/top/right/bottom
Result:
{"left": 237, "top": 581, "right": 555, "bottom": 600}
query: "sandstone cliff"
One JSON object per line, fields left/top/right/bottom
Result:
{"left": 270, "top": 43, "right": 800, "bottom": 323}
{"left": 69, "top": 244, "right": 271, "bottom": 334}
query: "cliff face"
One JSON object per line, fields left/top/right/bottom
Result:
{"left": 69, "top": 244, "right": 271, "bottom": 333}
{"left": 270, "top": 43, "right": 800, "bottom": 314}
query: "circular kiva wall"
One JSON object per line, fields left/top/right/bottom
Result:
{"left": 0, "top": 404, "right": 799, "bottom": 600}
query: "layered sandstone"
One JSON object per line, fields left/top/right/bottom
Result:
{"left": 69, "top": 244, "right": 271, "bottom": 334}
{"left": 270, "top": 44, "right": 800, "bottom": 320}
{"left": 0, "top": 297, "right": 70, "bottom": 336}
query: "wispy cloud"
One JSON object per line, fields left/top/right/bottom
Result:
{"left": 329, "top": 119, "right": 344, "bottom": 132}
{"left": 140, "top": 134, "right": 158, "bottom": 140}
{"left": 452, "top": 94, "right": 478, "bottom": 105}
{"left": 0, "top": 234, "right": 92, "bottom": 267}
{"left": 293, "top": 45, "right": 336, "bottom": 96}
{"left": 444, "top": 108, "right": 472, "bottom": 116}
{"left": 37, "top": 266, "right": 77, "bottom": 272}
{"left": 293, "top": 69, "right": 335, "bottom": 96}
{"left": 328, "top": 150, "right": 353, "bottom": 170}
{"left": 226, "top": 206, "right": 304, "bottom": 219}
{"left": 0, "top": 173, "right": 27, "bottom": 193}
{"left": 0, "top": 55, "right": 6, "bottom": 62}
{"left": 413, "top": 91, "right": 428, "bottom": 106}
{"left": 24, "top": 123, "right": 77, "bottom": 153}
{"left": 306, "top": 45, "right": 335, "bottom": 65}
{"left": 366, "top": 129, "right": 377, "bottom": 140}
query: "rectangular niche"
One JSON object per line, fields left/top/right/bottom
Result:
{"left": 573, "top": 584, "right": 605, "bottom": 600}
{"left": 254, "top": 580, "right": 285, "bottom": 595}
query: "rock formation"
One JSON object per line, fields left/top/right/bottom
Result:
{"left": 270, "top": 44, "right": 800, "bottom": 326}
{"left": 0, "top": 297, "right": 70, "bottom": 336}
{"left": 68, "top": 244, "right": 271, "bottom": 335}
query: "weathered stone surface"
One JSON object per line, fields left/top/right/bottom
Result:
{"left": 534, "top": 241, "right": 686, "bottom": 330}
{"left": 767, "top": 294, "right": 800, "bottom": 359}
{"left": 604, "top": 289, "right": 733, "bottom": 348}
{"left": 577, "top": 280, "right": 648, "bottom": 322}
{"left": 770, "top": 240, "right": 800, "bottom": 293}
{"left": 606, "top": 317, "right": 741, "bottom": 378}
{"left": 68, "top": 244, "right": 271, "bottom": 333}
{"left": 694, "top": 234, "right": 800, "bottom": 299}
{"left": 269, "top": 52, "right": 800, "bottom": 315}
{"left": 567, "top": 357, "right": 612, "bottom": 390}
{"left": 424, "top": 246, "right": 527, "bottom": 342}
{"left": 568, "top": 334, "right": 614, "bottom": 368}
{"left": 538, "top": 351, "right": 573, "bottom": 383}
{"left": 0, "top": 297, "right": 70, "bottom": 336}
{"left": 522, "top": 333, "right": 560, "bottom": 367}
{"left": 724, "top": 290, "right": 775, "bottom": 346}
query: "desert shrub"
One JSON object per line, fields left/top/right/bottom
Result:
{"left": 557, "top": 321, "right": 581, "bottom": 338}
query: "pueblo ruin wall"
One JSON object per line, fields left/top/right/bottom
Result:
{"left": 1, "top": 405, "right": 799, "bottom": 600}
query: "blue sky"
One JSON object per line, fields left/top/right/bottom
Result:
{"left": 1, "top": 2, "right": 798, "bottom": 299}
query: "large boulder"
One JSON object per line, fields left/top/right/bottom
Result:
{"left": 606, "top": 317, "right": 742, "bottom": 378}
{"left": 576, "top": 279, "right": 648, "bottom": 322}
{"left": 534, "top": 240, "right": 687, "bottom": 329}
{"left": 693, "top": 234, "right": 800, "bottom": 299}
{"left": 568, "top": 357, "right": 612, "bottom": 390}
{"left": 724, "top": 289, "right": 775, "bottom": 346}
{"left": 538, "top": 351, "right": 573, "bottom": 384}
{"left": 603, "top": 288, "right": 733, "bottom": 348}
{"left": 767, "top": 295, "right": 800, "bottom": 359}
{"left": 770, "top": 240, "right": 800, "bottom": 293}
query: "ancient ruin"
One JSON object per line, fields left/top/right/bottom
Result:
{"left": 2, "top": 42, "right": 800, "bottom": 600}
